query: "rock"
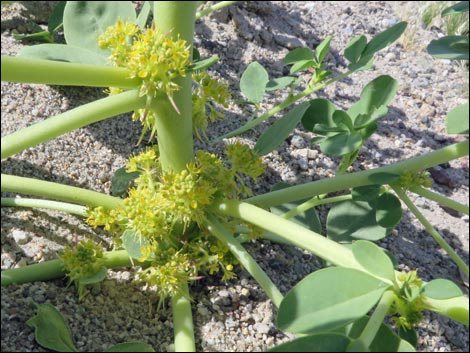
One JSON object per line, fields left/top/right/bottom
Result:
{"left": 273, "top": 33, "right": 304, "bottom": 49}
{"left": 429, "top": 166, "right": 457, "bottom": 188}
{"left": 290, "top": 135, "right": 305, "bottom": 148}
{"left": 11, "top": 229, "right": 31, "bottom": 245}
{"left": 253, "top": 322, "right": 270, "bottom": 334}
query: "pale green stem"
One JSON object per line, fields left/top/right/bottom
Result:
{"left": 196, "top": 1, "right": 238, "bottom": 19}
{"left": 392, "top": 186, "right": 469, "bottom": 277}
{"left": 357, "top": 290, "right": 395, "bottom": 348}
{"left": 282, "top": 194, "right": 352, "bottom": 220}
{"left": 215, "top": 200, "right": 365, "bottom": 272}
{"left": 1, "top": 174, "right": 123, "bottom": 210}
{"left": 152, "top": 2, "right": 197, "bottom": 172}
{"left": 171, "top": 282, "right": 196, "bottom": 352}
{"left": 205, "top": 214, "right": 284, "bottom": 307}
{"left": 218, "top": 70, "right": 353, "bottom": 140}
{"left": 1, "top": 250, "right": 132, "bottom": 286}
{"left": 1, "top": 56, "right": 140, "bottom": 88}
{"left": 248, "top": 141, "right": 469, "bottom": 208}
{"left": 1, "top": 89, "right": 145, "bottom": 159}
{"left": 410, "top": 185, "right": 469, "bottom": 215}
{"left": 1, "top": 197, "right": 87, "bottom": 216}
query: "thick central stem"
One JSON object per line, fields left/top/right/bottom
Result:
{"left": 152, "top": 2, "right": 197, "bottom": 172}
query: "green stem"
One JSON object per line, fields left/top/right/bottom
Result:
{"left": 357, "top": 290, "right": 395, "bottom": 348}
{"left": 171, "top": 282, "right": 196, "bottom": 352}
{"left": 1, "top": 197, "right": 87, "bottom": 216}
{"left": 282, "top": 194, "right": 352, "bottom": 220}
{"left": 410, "top": 185, "right": 469, "bottom": 215}
{"left": 248, "top": 141, "right": 469, "bottom": 208}
{"left": 218, "top": 70, "right": 353, "bottom": 140}
{"left": 1, "top": 174, "right": 123, "bottom": 209}
{"left": 152, "top": 2, "right": 197, "bottom": 172}
{"left": 1, "top": 56, "right": 140, "bottom": 88}
{"left": 1, "top": 250, "right": 132, "bottom": 286}
{"left": 392, "top": 186, "right": 469, "bottom": 277}
{"left": 205, "top": 214, "right": 284, "bottom": 307}
{"left": 1, "top": 89, "right": 145, "bottom": 159}
{"left": 215, "top": 200, "right": 366, "bottom": 272}
{"left": 196, "top": 1, "right": 238, "bottom": 19}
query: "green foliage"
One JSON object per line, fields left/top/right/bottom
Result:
{"left": 268, "top": 333, "right": 352, "bottom": 352}
{"left": 446, "top": 102, "right": 469, "bottom": 134}
{"left": 240, "top": 61, "right": 269, "bottom": 104}
{"left": 111, "top": 167, "right": 140, "bottom": 197}
{"left": 27, "top": 302, "right": 78, "bottom": 352}
{"left": 276, "top": 267, "right": 389, "bottom": 334}
{"left": 423, "top": 279, "right": 463, "bottom": 299}
{"left": 352, "top": 240, "right": 396, "bottom": 283}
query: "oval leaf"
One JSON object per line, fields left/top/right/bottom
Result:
{"left": 79, "top": 266, "right": 107, "bottom": 285}
{"left": 344, "top": 35, "right": 367, "bottom": 64}
{"left": 352, "top": 185, "right": 382, "bottom": 202}
{"left": 269, "top": 333, "right": 351, "bottom": 352}
{"left": 346, "top": 316, "right": 416, "bottom": 352}
{"left": 361, "top": 22, "right": 407, "bottom": 58}
{"left": 106, "top": 342, "right": 155, "bottom": 352}
{"left": 19, "top": 44, "right": 108, "bottom": 65}
{"left": 240, "top": 61, "right": 269, "bottom": 104}
{"left": 319, "top": 131, "right": 362, "bottom": 157}
{"left": 446, "top": 102, "right": 469, "bottom": 134}
{"left": 111, "top": 167, "right": 140, "bottom": 197}
{"left": 255, "top": 102, "right": 310, "bottom": 155}
{"left": 63, "top": 1, "right": 136, "bottom": 54}
{"left": 26, "top": 303, "right": 78, "bottom": 352}
{"left": 427, "top": 36, "right": 469, "bottom": 60}
{"left": 283, "top": 47, "right": 314, "bottom": 65}
{"left": 327, "top": 200, "right": 390, "bottom": 242}
{"left": 442, "top": 1, "right": 469, "bottom": 16}
{"left": 315, "top": 35, "right": 333, "bottom": 63}
{"left": 121, "top": 229, "right": 148, "bottom": 259}
{"left": 301, "top": 98, "right": 337, "bottom": 132}
{"left": 290, "top": 59, "right": 316, "bottom": 74}
{"left": 277, "top": 267, "right": 389, "bottom": 334}
{"left": 352, "top": 240, "right": 395, "bottom": 283}
{"left": 375, "top": 192, "right": 402, "bottom": 228}
{"left": 265, "top": 76, "right": 295, "bottom": 91}
{"left": 423, "top": 279, "right": 463, "bottom": 299}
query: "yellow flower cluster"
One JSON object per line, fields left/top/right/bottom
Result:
{"left": 86, "top": 142, "right": 265, "bottom": 298}
{"left": 99, "top": 20, "right": 190, "bottom": 101}
{"left": 60, "top": 240, "right": 105, "bottom": 299}
{"left": 390, "top": 270, "right": 425, "bottom": 329}
{"left": 192, "top": 71, "right": 231, "bottom": 140}
{"left": 395, "top": 171, "right": 433, "bottom": 189}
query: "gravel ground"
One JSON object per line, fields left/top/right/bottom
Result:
{"left": 1, "top": 1, "right": 469, "bottom": 352}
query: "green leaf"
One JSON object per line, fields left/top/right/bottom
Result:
{"left": 79, "top": 266, "right": 107, "bottom": 286}
{"left": 348, "top": 54, "right": 374, "bottom": 72}
{"left": 48, "top": 1, "right": 66, "bottom": 33}
{"left": 423, "top": 279, "right": 463, "bottom": 299}
{"left": 398, "top": 327, "right": 418, "bottom": 349}
{"left": 346, "top": 317, "right": 416, "bottom": 352}
{"left": 333, "top": 110, "right": 354, "bottom": 131}
{"left": 344, "top": 35, "right": 367, "bottom": 64}
{"left": 255, "top": 102, "right": 310, "bottom": 155}
{"left": 327, "top": 200, "right": 390, "bottom": 242}
{"left": 121, "top": 230, "right": 148, "bottom": 260}
{"left": 319, "top": 131, "right": 363, "bottom": 157}
{"left": 313, "top": 123, "right": 348, "bottom": 135}
{"left": 353, "top": 106, "right": 388, "bottom": 129}
{"left": 105, "top": 342, "right": 155, "bottom": 352}
{"left": 361, "top": 22, "right": 407, "bottom": 58}
{"left": 187, "top": 55, "right": 219, "bottom": 72}
{"left": 446, "top": 102, "right": 469, "bottom": 134}
{"left": 427, "top": 36, "right": 469, "bottom": 60}
{"left": 26, "top": 303, "right": 78, "bottom": 352}
{"left": 301, "top": 98, "right": 337, "bottom": 132}
{"left": 63, "top": 1, "right": 136, "bottom": 54}
{"left": 19, "top": 44, "right": 108, "bottom": 65}
{"left": 375, "top": 192, "right": 402, "bottom": 228}
{"left": 346, "top": 339, "right": 370, "bottom": 352}
{"left": 348, "top": 75, "right": 398, "bottom": 121}
{"left": 265, "top": 76, "right": 295, "bottom": 91}
{"left": 240, "top": 61, "right": 269, "bottom": 104}
{"left": 290, "top": 59, "right": 316, "bottom": 74}
{"left": 13, "top": 31, "right": 54, "bottom": 43}
{"left": 136, "top": 1, "right": 151, "bottom": 28}
{"left": 283, "top": 47, "right": 314, "bottom": 65}
{"left": 352, "top": 185, "right": 382, "bottom": 202}
{"left": 315, "top": 35, "right": 333, "bottom": 63}
{"left": 269, "top": 333, "right": 352, "bottom": 352}
{"left": 442, "top": 1, "right": 469, "bottom": 17}
{"left": 277, "top": 267, "right": 389, "bottom": 334}
{"left": 368, "top": 172, "right": 401, "bottom": 185}
{"left": 111, "top": 167, "right": 140, "bottom": 197}
{"left": 352, "top": 240, "right": 395, "bottom": 283}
